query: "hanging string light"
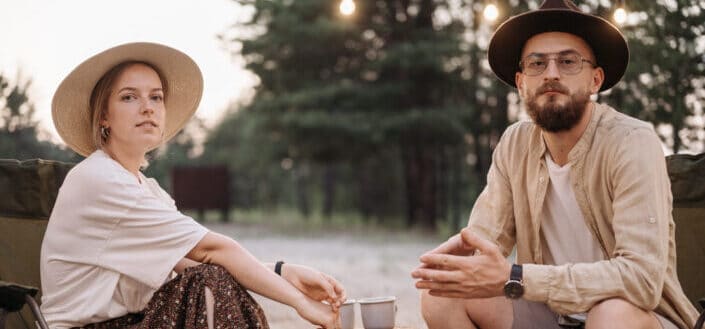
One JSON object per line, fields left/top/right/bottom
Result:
{"left": 340, "top": 0, "right": 355, "bottom": 16}
{"left": 613, "top": 0, "right": 627, "bottom": 25}
{"left": 483, "top": 2, "right": 499, "bottom": 22}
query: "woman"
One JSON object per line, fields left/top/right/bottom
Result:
{"left": 40, "top": 42, "right": 344, "bottom": 329}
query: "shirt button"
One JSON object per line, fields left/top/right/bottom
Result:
{"left": 648, "top": 217, "right": 656, "bottom": 223}
{"left": 539, "top": 177, "right": 545, "bottom": 183}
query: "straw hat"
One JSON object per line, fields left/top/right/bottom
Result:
{"left": 52, "top": 42, "right": 203, "bottom": 157}
{"left": 487, "top": 0, "right": 629, "bottom": 92}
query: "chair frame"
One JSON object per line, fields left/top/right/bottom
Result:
{"left": 0, "top": 281, "right": 48, "bottom": 329}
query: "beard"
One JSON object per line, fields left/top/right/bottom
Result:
{"left": 525, "top": 81, "right": 591, "bottom": 133}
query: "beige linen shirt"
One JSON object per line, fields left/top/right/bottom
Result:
{"left": 468, "top": 103, "right": 698, "bottom": 329}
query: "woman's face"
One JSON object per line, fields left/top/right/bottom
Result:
{"left": 102, "top": 63, "right": 166, "bottom": 153}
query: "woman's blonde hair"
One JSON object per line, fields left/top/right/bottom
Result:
{"left": 88, "top": 61, "right": 169, "bottom": 150}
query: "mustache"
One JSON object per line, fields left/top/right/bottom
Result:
{"left": 536, "top": 82, "right": 569, "bottom": 95}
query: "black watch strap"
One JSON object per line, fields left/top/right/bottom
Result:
{"left": 275, "top": 261, "right": 285, "bottom": 276}
{"left": 510, "top": 263, "right": 523, "bottom": 281}
{"left": 504, "top": 264, "right": 525, "bottom": 299}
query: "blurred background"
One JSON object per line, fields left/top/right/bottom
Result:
{"left": 2, "top": 0, "right": 703, "bottom": 234}
{"left": 1, "top": 1, "right": 704, "bottom": 327}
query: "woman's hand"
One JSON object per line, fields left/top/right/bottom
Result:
{"left": 293, "top": 296, "right": 341, "bottom": 329}
{"left": 282, "top": 264, "right": 346, "bottom": 309}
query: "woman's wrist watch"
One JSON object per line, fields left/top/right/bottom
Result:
{"left": 504, "top": 264, "right": 524, "bottom": 299}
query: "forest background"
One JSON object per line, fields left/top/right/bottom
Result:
{"left": 2, "top": 0, "right": 704, "bottom": 234}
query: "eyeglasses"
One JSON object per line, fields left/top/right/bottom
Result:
{"left": 519, "top": 51, "right": 596, "bottom": 76}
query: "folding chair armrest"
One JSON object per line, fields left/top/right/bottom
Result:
{"left": 0, "top": 281, "right": 38, "bottom": 312}
{"left": 695, "top": 298, "right": 705, "bottom": 329}
{"left": 0, "top": 281, "right": 48, "bottom": 329}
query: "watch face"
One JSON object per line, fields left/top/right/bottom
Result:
{"left": 504, "top": 280, "right": 524, "bottom": 299}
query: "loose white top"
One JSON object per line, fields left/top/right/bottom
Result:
{"left": 40, "top": 150, "right": 208, "bottom": 328}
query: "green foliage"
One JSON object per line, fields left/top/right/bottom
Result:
{"left": 211, "top": 0, "right": 493, "bottom": 228}
{"left": 202, "top": 109, "right": 293, "bottom": 208}
{"left": 602, "top": 0, "right": 705, "bottom": 152}
{"left": 144, "top": 117, "right": 208, "bottom": 191}
{"left": 0, "top": 73, "right": 78, "bottom": 162}
{"left": 209, "top": 0, "right": 705, "bottom": 230}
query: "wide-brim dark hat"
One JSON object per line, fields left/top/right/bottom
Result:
{"left": 488, "top": 0, "right": 629, "bottom": 92}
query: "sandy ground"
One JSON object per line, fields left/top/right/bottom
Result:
{"left": 206, "top": 222, "right": 442, "bottom": 329}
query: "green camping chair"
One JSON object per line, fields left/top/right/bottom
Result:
{"left": 0, "top": 159, "right": 72, "bottom": 329}
{"left": 0, "top": 281, "right": 47, "bottom": 329}
{"left": 667, "top": 153, "right": 705, "bottom": 329}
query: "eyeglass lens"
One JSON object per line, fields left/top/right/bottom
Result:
{"left": 521, "top": 51, "right": 587, "bottom": 76}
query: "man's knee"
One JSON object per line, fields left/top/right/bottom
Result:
{"left": 420, "top": 290, "right": 471, "bottom": 328}
{"left": 420, "top": 290, "right": 450, "bottom": 323}
{"left": 420, "top": 291, "right": 512, "bottom": 329}
{"left": 587, "top": 298, "right": 659, "bottom": 329}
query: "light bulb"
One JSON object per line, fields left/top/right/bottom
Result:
{"left": 340, "top": 0, "right": 355, "bottom": 16}
{"left": 483, "top": 4, "right": 499, "bottom": 22}
{"left": 614, "top": 7, "right": 627, "bottom": 25}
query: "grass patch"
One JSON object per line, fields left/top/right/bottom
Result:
{"left": 184, "top": 207, "right": 442, "bottom": 241}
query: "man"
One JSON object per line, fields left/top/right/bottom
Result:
{"left": 411, "top": 1, "right": 699, "bottom": 328}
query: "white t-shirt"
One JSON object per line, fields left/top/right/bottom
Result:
{"left": 540, "top": 155, "right": 605, "bottom": 321}
{"left": 40, "top": 150, "right": 209, "bottom": 329}
{"left": 540, "top": 155, "right": 604, "bottom": 266}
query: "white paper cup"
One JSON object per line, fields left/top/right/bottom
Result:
{"left": 339, "top": 299, "right": 356, "bottom": 329}
{"left": 359, "top": 296, "right": 396, "bottom": 329}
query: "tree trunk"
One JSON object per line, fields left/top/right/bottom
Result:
{"left": 294, "top": 164, "right": 310, "bottom": 217}
{"left": 437, "top": 146, "right": 449, "bottom": 223}
{"left": 403, "top": 145, "right": 437, "bottom": 229}
{"left": 450, "top": 147, "right": 464, "bottom": 231}
{"left": 356, "top": 161, "right": 373, "bottom": 220}
{"left": 672, "top": 96, "right": 685, "bottom": 153}
{"left": 322, "top": 164, "right": 336, "bottom": 218}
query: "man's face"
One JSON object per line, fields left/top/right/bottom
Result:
{"left": 515, "top": 32, "right": 604, "bottom": 132}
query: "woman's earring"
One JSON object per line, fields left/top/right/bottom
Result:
{"left": 100, "top": 126, "right": 110, "bottom": 139}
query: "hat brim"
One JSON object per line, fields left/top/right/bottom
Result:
{"left": 488, "top": 9, "right": 629, "bottom": 92}
{"left": 52, "top": 42, "right": 203, "bottom": 157}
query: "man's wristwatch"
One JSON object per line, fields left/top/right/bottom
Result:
{"left": 503, "top": 264, "right": 524, "bottom": 299}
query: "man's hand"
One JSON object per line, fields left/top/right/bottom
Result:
{"left": 416, "top": 231, "right": 476, "bottom": 270}
{"left": 428, "top": 232, "right": 476, "bottom": 256}
{"left": 282, "top": 264, "right": 346, "bottom": 309}
{"left": 411, "top": 228, "right": 511, "bottom": 299}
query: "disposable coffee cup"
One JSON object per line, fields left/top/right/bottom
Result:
{"left": 359, "top": 296, "right": 396, "bottom": 329}
{"left": 339, "top": 299, "right": 356, "bottom": 329}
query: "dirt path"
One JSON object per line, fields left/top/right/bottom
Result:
{"left": 207, "top": 222, "right": 441, "bottom": 329}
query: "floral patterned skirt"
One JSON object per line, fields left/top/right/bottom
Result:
{"left": 81, "top": 264, "right": 269, "bottom": 329}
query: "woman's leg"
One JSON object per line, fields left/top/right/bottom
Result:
{"left": 205, "top": 287, "right": 215, "bottom": 329}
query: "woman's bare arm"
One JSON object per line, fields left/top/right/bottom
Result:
{"left": 185, "top": 232, "right": 338, "bottom": 328}
{"left": 174, "top": 258, "right": 201, "bottom": 274}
